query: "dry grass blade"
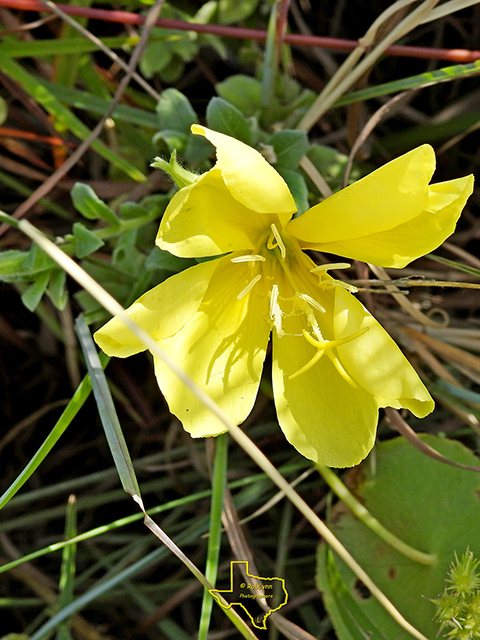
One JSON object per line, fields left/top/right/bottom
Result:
{"left": 385, "top": 408, "right": 480, "bottom": 472}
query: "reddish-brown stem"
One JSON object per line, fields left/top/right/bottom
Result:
{"left": 1, "top": 0, "right": 480, "bottom": 62}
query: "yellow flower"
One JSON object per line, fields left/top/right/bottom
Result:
{"left": 94, "top": 125, "right": 473, "bottom": 467}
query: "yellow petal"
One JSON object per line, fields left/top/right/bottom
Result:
{"left": 192, "top": 125, "right": 296, "bottom": 226}
{"left": 333, "top": 287, "right": 434, "bottom": 417}
{"left": 299, "top": 175, "right": 474, "bottom": 268}
{"left": 288, "top": 145, "right": 436, "bottom": 244}
{"left": 153, "top": 255, "right": 271, "bottom": 437}
{"left": 94, "top": 260, "right": 218, "bottom": 357}
{"left": 157, "top": 168, "right": 278, "bottom": 257}
{"left": 272, "top": 311, "right": 378, "bottom": 468}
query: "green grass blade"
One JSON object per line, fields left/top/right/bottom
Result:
{"left": 40, "top": 81, "right": 158, "bottom": 128}
{"left": 0, "top": 362, "right": 105, "bottom": 510}
{"left": 334, "top": 60, "right": 480, "bottom": 106}
{"left": 56, "top": 495, "right": 78, "bottom": 640}
{"left": 198, "top": 434, "right": 229, "bottom": 640}
{"left": 75, "top": 315, "right": 141, "bottom": 499}
{"left": 0, "top": 36, "right": 133, "bottom": 57}
{"left": 27, "top": 517, "right": 259, "bottom": 640}
{"left": 0, "top": 51, "right": 147, "bottom": 182}
{"left": 426, "top": 253, "right": 480, "bottom": 279}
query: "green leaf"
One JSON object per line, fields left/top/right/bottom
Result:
{"left": 0, "top": 250, "right": 28, "bottom": 282}
{"left": 21, "top": 271, "right": 50, "bottom": 312}
{"left": 71, "top": 183, "right": 119, "bottom": 228}
{"left": 140, "top": 40, "right": 172, "bottom": 78}
{"left": 206, "top": 97, "right": 253, "bottom": 145}
{"left": 48, "top": 268, "right": 68, "bottom": 311}
{"left": 268, "top": 130, "right": 308, "bottom": 169}
{"left": 24, "top": 243, "right": 56, "bottom": 274}
{"left": 0, "top": 96, "right": 7, "bottom": 126}
{"left": 71, "top": 222, "right": 105, "bottom": 259}
{"left": 145, "top": 246, "right": 196, "bottom": 273}
{"left": 119, "top": 202, "right": 148, "bottom": 220}
{"left": 276, "top": 168, "right": 309, "bottom": 215}
{"left": 41, "top": 80, "right": 158, "bottom": 129}
{"left": 317, "top": 547, "right": 393, "bottom": 640}
{"left": 152, "top": 130, "right": 189, "bottom": 155}
{"left": 156, "top": 88, "right": 197, "bottom": 134}
{"left": 218, "top": 0, "right": 260, "bottom": 24}
{"left": 317, "top": 435, "right": 480, "bottom": 640}
{"left": 215, "top": 75, "right": 262, "bottom": 118}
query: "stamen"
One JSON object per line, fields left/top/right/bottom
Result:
{"left": 310, "top": 263, "right": 358, "bottom": 293}
{"left": 289, "top": 326, "right": 369, "bottom": 380}
{"left": 270, "top": 284, "right": 283, "bottom": 334}
{"left": 310, "top": 262, "right": 351, "bottom": 273}
{"left": 297, "top": 293, "right": 326, "bottom": 314}
{"left": 231, "top": 254, "right": 266, "bottom": 263}
{"left": 267, "top": 223, "right": 287, "bottom": 259}
{"left": 237, "top": 274, "right": 262, "bottom": 300}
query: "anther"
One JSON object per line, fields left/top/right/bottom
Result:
{"left": 267, "top": 223, "right": 287, "bottom": 259}
{"left": 270, "top": 284, "right": 283, "bottom": 334}
{"left": 237, "top": 274, "right": 262, "bottom": 300}
{"left": 231, "top": 254, "right": 266, "bottom": 263}
{"left": 297, "top": 293, "right": 326, "bottom": 314}
{"left": 310, "top": 263, "right": 351, "bottom": 273}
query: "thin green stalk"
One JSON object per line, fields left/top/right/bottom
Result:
{"left": 56, "top": 495, "right": 78, "bottom": 640}
{"left": 261, "top": 0, "right": 280, "bottom": 109}
{"left": 198, "top": 434, "right": 229, "bottom": 640}
{"left": 317, "top": 465, "right": 437, "bottom": 566}
{"left": 0, "top": 364, "right": 101, "bottom": 510}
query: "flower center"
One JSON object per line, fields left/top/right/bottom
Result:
{"left": 289, "top": 327, "right": 369, "bottom": 386}
{"left": 230, "top": 224, "right": 368, "bottom": 382}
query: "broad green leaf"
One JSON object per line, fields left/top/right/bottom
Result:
{"left": 268, "top": 130, "right": 308, "bottom": 169}
{"left": 206, "top": 97, "right": 252, "bottom": 144}
{"left": 216, "top": 75, "right": 262, "bottom": 118}
{"left": 317, "top": 547, "right": 394, "bottom": 640}
{"left": 71, "top": 183, "right": 119, "bottom": 228}
{"left": 316, "top": 435, "right": 480, "bottom": 640}
{"left": 156, "top": 88, "right": 198, "bottom": 134}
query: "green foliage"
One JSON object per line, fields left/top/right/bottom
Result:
{"left": 432, "top": 549, "right": 480, "bottom": 640}
{"left": 317, "top": 436, "right": 480, "bottom": 640}
{"left": 206, "top": 97, "right": 253, "bottom": 145}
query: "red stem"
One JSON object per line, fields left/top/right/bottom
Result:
{"left": 1, "top": 0, "right": 480, "bottom": 62}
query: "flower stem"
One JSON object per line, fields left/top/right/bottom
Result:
{"left": 317, "top": 464, "right": 437, "bottom": 566}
